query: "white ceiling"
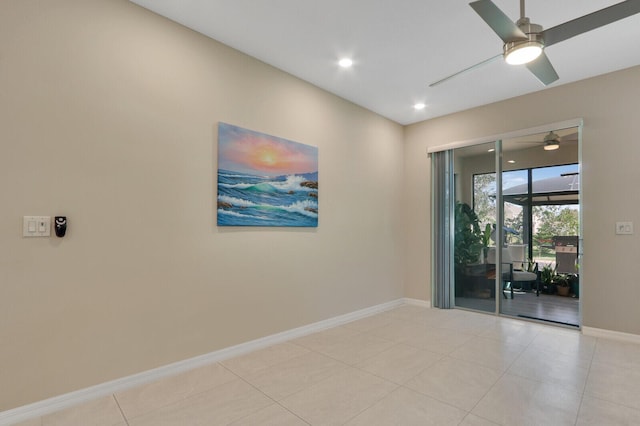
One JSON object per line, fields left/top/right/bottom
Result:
{"left": 130, "top": 0, "right": 640, "bottom": 125}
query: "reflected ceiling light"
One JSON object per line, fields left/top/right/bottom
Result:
{"left": 544, "top": 141, "right": 560, "bottom": 151}
{"left": 413, "top": 103, "right": 426, "bottom": 110}
{"left": 488, "top": 148, "right": 495, "bottom": 152}
{"left": 338, "top": 58, "right": 353, "bottom": 68}
{"left": 543, "top": 131, "right": 560, "bottom": 150}
{"left": 507, "top": 160, "right": 516, "bottom": 163}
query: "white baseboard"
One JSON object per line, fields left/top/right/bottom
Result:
{"left": 403, "top": 297, "right": 431, "bottom": 307}
{"left": 582, "top": 326, "right": 640, "bottom": 344}
{"left": 0, "top": 298, "right": 407, "bottom": 425}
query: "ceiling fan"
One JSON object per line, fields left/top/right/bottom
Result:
{"left": 542, "top": 131, "right": 562, "bottom": 150}
{"left": 510, "top": 130, "right": 578, "bottom": 151}
{"left": 430, "top": 0, "right": 640, "bottom": 87}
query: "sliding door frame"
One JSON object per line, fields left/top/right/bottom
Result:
{"left": 429, "top": 118, "right": 584, "bottom": 327}
{"left": 426, "top": 119, "right": 583, "bottom": 155}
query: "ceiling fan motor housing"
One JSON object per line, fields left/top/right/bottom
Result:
{"left": 516, "top": 17, "right": 543, "bottom": 38}
{"left": 504, "top": 17, "right": 545, "bottom": 55}
{"left": 544, "top": 131, "right": 560, "bottom": 143}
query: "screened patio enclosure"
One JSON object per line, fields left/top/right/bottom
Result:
{"left": 474, "top": 164, "right": 580, "bottom": 273}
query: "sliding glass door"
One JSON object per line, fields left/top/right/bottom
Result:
{"left": 498, "top": 147, "right": 580, "bottom": 326}
{"left": 432, "top": 122, "right": 582, "bottom": 327}
{"left": 452, "top": 141, "right": 499, "bottom": 314}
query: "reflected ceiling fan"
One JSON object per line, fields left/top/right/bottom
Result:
{"left": 512, "top": 130, "right": 578, "bottom": 150}
{"left": 430, "top": 0, "right": 640, "bottom": 87}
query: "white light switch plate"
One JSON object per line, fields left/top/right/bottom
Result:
{"left": 23, "top": 216, "right": 50, "bottom": 237}
{"left": 615, "top": 221, "right": 634, "bottom": 235}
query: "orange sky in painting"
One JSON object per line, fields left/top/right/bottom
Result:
{"left": 219, "top": 124, "right": 318, "bottom": 176}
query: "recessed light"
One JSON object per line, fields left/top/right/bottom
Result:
{"left": 488, "top": 148, "right": 495, "bottom": 152}
{"left": 413, "top": 103, "right": 426, "bottom": 110}
{"left": 507, "top": 160, "right": 516, "bottom": 164}
{"left": 338, "top": 58, "right": 353, "bottom": 68}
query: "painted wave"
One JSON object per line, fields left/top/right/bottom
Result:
{"left": 217, "top": 169, "right": 318, "bottom": 227}
{"left": 219, "top": 175, "right": 315, "bottom": 193}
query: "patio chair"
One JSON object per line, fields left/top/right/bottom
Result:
{"left": 486, "top": 247, "right": 539, "bottom": 299}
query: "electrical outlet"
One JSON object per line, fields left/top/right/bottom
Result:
{"left": 615, "top": 221, "right": 634, "bottom": 235}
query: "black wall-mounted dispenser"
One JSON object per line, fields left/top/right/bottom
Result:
{"left": 54, "top": 216, "right": 67, "bottom": 238}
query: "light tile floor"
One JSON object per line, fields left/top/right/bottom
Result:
{"left": 13, "top": 305, "right": 640, "bottom": 425}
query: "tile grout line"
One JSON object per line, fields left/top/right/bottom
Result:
{"left": 214, "top": 362, "right": 303, "bottom": 424}
{"left": 232, "top": 312, "right": 578, "bottom": 424}
{"left": 457, "top": 322, "right": 540, "bottom": 419}
{"left": 228, "top": 359, "right": 313, "bottom": 425}
{"left": 353, "top": 313, "right": 533, "bottom": 423}
{"left": 352, "top": 316, "right": 506, "bottom": 421}
{"left": 346, "top": 326, "right": 478, "bottom": 418}
{"left": 19, "top": 305, "right": 630, "bottom": 425}
{"left": 219, "top": 341, "right": 312, "bottom": 378}
{"left": 573, "top": 336, "right": 599, "bottom": 425}
{"left": 112, "top": 363, "right": 254, "bottom": 424}
{"left": 1, "top": 301, "right": 406, "bottom": 425}
{"left": 360, "top": 312, "right": 483, "bottom": 420}
{"left": 582, "top": 339, "right": 640, "bottom": 413}
{"left": 111, "top": 394, "right": 130, "bottom": 426}
{"left": 291, "top": 329, "right": 398, "bottom": 370}
{"left": 221, "top": 335, "right": 366, "bottom": 425}
{"left": 223, "top": 320, "right": 397, "bottom": 424}
{"left": 461, "top": 322, "right": 596, "bottom": 424}
{"left": 231, "top": 319, "right": 408, "bottom": 424}
{"left": 116, "top": 360, "right": 304, "bottom": 425}
{"left": 338, "top": 383, "right": 402, "bottom": 426}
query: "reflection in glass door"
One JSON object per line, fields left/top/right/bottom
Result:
{"left": 499, "top": 133, "right": 580, "bottom": 327}
{"left": 453, "top": 141, "right": 498, "bottom": 314}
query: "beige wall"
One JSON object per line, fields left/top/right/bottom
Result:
{"left": 0, "top": 0, "right": 405, "bottom": 410}
{"left": 404, "top": 65, "right": 640, "bottom": 334}
{"left": 3, "top": 0, "right": 640, "bottom": 413}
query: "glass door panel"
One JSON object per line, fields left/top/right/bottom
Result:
{"left": 453, "top": 142, "right": 497, "bottom": 314}
{"left": 499, "top": 131, "right": 580, "bottom": 327}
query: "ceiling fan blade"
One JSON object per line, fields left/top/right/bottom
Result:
{"left": 429, "top": 54, "right": 502, "bottom": 87}
{"left": 470, "top": 0, "right": 528, "bottom": 42}
{"left": 560, "top": 132, "right": 579, "bottom": 142}
{"left": 525, "top": 52, "right": 559, "bottom": 85}
{"left": 542, "top": 0, "right": 640, "bottom": 47}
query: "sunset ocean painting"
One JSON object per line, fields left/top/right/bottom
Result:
{"left": 217, "top": 123, "right": 318, "bottom": 227}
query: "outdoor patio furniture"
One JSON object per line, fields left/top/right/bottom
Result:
{"left": 486, "top": 247, "right": 539, "bottom": 299}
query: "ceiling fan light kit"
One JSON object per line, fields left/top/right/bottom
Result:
{"left": 504, "top": 18, "right": 544, "bottom": 65}
{"left": 504, "top": 40, "right": 543, "bottom": 65}
{"left": 430, "top": 0, "right": 640, "bottom": 87}
{"left": 544, "top": 141, "right": 560, "bottom": 151}
{"left": 543, "top": 131, "right": 560, "bottom": 150}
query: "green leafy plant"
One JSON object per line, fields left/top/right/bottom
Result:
{"left": 454, "top": 201, "right": 483, "bottom": 275}
{"left": 553, "top": 273, "right": 570, "bottom": 287}
{"left": 481, "top": 223, "right": 492, "bottom": 249}
{"left": 524, "top": 258, "right": 538, "bottom": 273}
{"left": 540, "top": 264, "right": 555, "bottom": 285}
{"left": 553, "top": 272, "right": 571, "bottom": 296}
